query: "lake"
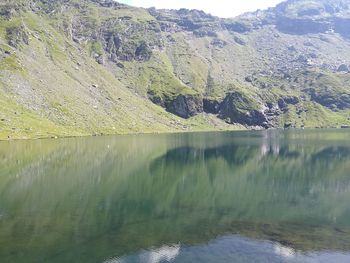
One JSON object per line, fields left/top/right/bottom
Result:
{"left": 1, "top": 130, "right": 350, "bottom": 263}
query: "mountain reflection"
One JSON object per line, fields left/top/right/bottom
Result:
{"left": 0, "top": 130, "right": 350, "bottom": 262}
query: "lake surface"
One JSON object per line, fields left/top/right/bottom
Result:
{"left": 1, "top": 130, "right": 350, "bottom": 262}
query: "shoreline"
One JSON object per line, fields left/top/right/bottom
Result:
{"left": 1, "top": 126, "right": 350, "bottom": 142}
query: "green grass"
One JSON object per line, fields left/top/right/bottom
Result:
{"left": 1, "top": 0, "right": 350, "bottom": 140}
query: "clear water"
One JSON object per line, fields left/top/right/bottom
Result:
{"left": 1, "top": 130, "right": 350, "bottom": 263}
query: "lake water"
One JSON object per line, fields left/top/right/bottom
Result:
{"left": 1, "top": 130, "right": 350, "bottom": 263}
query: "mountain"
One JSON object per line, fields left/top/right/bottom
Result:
{"left": 1, "top": 0, "right": 350, "bottom": 139}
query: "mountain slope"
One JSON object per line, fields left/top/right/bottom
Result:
{"left": 1, "top": 0, "right": 350, "bottom": 139}
{"left": 0, "top": 0, "right": 239, "bottom": 139}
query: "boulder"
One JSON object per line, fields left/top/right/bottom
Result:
{"left": 337, "top": 64, "right": 349, "bottom": 72}
{"left": 234, "top": 36, "right": 246, "bottom": 46}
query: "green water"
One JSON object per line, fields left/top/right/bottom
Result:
{"left": 1, "top": 130, "right": 350, "bottom": 263}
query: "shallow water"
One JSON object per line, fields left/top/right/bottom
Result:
{"left": 1, "top": 130, "right": 350, "bottom": 262}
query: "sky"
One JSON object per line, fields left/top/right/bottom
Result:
{"left": 118, "top": 0, "right": 284, "bottom": 18}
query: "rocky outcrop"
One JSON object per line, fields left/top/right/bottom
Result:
{"left": 165, "top": 95, "right": 203, "bottom": 118}
{"left": 218, "top": 92, "right": 270, "bottom": 128}
{"left": 223, "top": 21, "right": 252, "bottom": 33}
{"left": 278, "top": 96, "right": 300, "bottom": 112}
{"left": 276, "top": 17, "right": 331, "bottom": 35}
{"left": 309, "top": 90, "right": 350, "bottom": 110}
{"left": 148, "top": 7, "right": 222, "bottom": 34}
{"left": 6, "top": 25, "right": 29, "bottom": 48}
{"left": 90, "top": 0, "right": 124, "bottom": 8}
{"left": 0, "top": 5, "right": 17, "bottom": 19}
{"left": 165, "top": 91, "right": 303, "bottom": 128}
{"left": 135, "top": 42, "right": 152, "bottom": 61}
{"left": 337, "top": 64, "right": 349, "bottom": 72}
{"left": 203, "top": 99, "right": 221, "bottom": 114}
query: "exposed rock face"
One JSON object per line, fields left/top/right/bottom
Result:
{"left": 6, "top": 26, "right": 29, "bottom": 48}
{"left": 218, "top": 93, "right": 269, "bottom": 128}
{"left": 165, "top": 95, "right": 203, "bottom": 119}
{"left": 203, "top": 99, "right": 221, "bottom": 114}
{"left": 223, "top": 21, "right": 252, "bottom": 33}
{"left": 276, "top": 18, "right": 331, "bottom": 35}
{"left": 271, "top": 0, "right": 350, "bottom": 38}
{"left": 148, "top": 7, "right": 222, "bottom": 34}
{"left": 338, "top": 64, "right": 349, "bottom": 72}
{"left": 90, "top": 0, "right": 124, "bottom": 8}
{"left": 309, "top": 89, "right": 350, "bottom": 110}
{"left": 135, "top": 42, "right": 152, "bottom": 61}
{"left": 278, "top": 96, "right": 300, "bottom": 112}
{"left": 71, "top": 13, "right": 160, "bottom": 64}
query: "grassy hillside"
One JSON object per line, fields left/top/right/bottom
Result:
{"left": 1, "top": 0, "right": 350, "bottom": 140}
{"left": 0, "top": 1, "right": 241, "bottom": 140}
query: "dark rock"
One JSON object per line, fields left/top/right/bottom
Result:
{"left": 96, "top": 55, "right": 105, "bottom": 65}
{"left": 337, "top": 64, "right": 349, "bottom": 72}
{"left": 149, "top": 94, "right": 165, "bottom": 108}
{"left": 287, "top": 45, "right": 297, "bottom": 52}
{"left": 0, "top": 7, "right": 17, "bottom": 19}
{"left": 106, "top": 33, "right": 121, "bottom": 54}
{"left": 294, "top": 53, "right": 317, "bottom": 65}
{"left": 284, "top": 122, "right": 293, "bottom": 129}
{"left": 91, "top": 0, "right": 124, "bottom": 8}
{"left": 296, "top": 55, "right": 309, "bottom": 63}
{"left": 284, "top": 96, "right": 300, "bottom": 105}
{"left": 194, "top": 30, "right": 217, "bottom": 37}
{"left": 211, "top": 38, "right": 227, "bottom": 48}
{"left": 234, "top": 36, "right": 246, "bottom": 45}
{"left": 165, "top": 95, "right": 203, "bottom": 118}
{"left": 245, "top": 76, "right": 253, "bottom": 83}
{"left": 6, "top": 26, "right": 29, "bottom": 48}
{"left": 283, "top": 73, "right": 292, "bottom": 79}
{"left": 178, "top": 19, "right": 201, "bottom": 31}
{"left": 308, "top": 88, "right": 350, "bottom": 110}
{"left": 309, "top": 53, "right": 318, "bottom": 59}
{"left": 218, "top": 92, "right": 270, "bottom": 128}
{"left": 203, "top": 99, "right": 221, "bottom": 114}
{"left": 303, "top": 41, "right": 314, "bottom": 47}
{"left": 276, "top": 17, "right": 331, "bottom": 35}
{"left": 116, "top": 62, "right": 124, "bottom": 69}
{"left": 278, "top": 99, "right": 288, "bottom": 112}
{"left": 224, "top": 21, "right": 251, "bottom": 33}
{"left": 298, "top": 8, "right": 321, "bottom": 17}
{"left": 135, "top": 42, "right": 152, "bottom": 61}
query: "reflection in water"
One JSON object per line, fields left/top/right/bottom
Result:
{"left": 111, "top": 235, "right": 350, "bottom": 263}
{"left": 107, "top": 245, "right": 180, "bottom": 263}
{"left": 0, "top": 130, "right": 350, "bottom": 262}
